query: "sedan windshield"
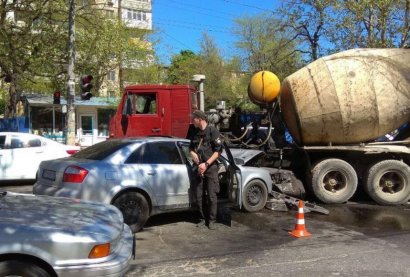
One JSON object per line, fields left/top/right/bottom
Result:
{"left": 73, "top": 140, "right": 134, "bottom": 160}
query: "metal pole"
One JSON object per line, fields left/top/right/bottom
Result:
{"left": 66, "top": 0, "right": 76, "bottom": 145}
{"left": 118, "top": 0, "right": 124, "bottom": 95}
{"left": 192, "top": 75, "right": 206, "bottom": 111}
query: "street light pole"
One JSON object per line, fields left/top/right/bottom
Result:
{"left": 66, "top": 0, "right": 76, "bottom": 145}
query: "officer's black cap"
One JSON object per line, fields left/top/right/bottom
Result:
{"left": 192, "top": 110, "right": 207, "bottom": 120}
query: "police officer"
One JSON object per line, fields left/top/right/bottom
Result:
{"left": 189, "top": 110, "right": 223, "bottom": 230}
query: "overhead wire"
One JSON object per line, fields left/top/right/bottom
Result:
{"left": 155, "top": 0, "right": 237, "bottom": 17}
{"left": 155, "top": 19, "right": 229, "bottom": 33}
{"left": 152, "top": 1, "right": 233, "bottom": 22}
{"left": 152, "top": 0, "right": 275, "bottom": 58}
{"left": 220, "top": 0, "right": 275, "bottom": 13}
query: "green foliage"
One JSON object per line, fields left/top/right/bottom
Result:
{"left": 0, "top": 88, "right": 6, "bottom": 115}
{"left": 197, "top": 33, "right": 227, "bottom": 109}
{"left": 0, "top": 0, "right": 70, "bottom": 117}
{"left": 124, "top": 63, "right": 167, "bottom": 84}
{"left": 331, "top": 0, "right": 410, "bottom": 49}
{"left": 232, "top": 13, "right": 302, "bottom": 79}
{"left": 75, "top": 7, "right": 153, "bottom": 95}
{"left": 0, "top": 0, "right": 153, "bottom": 117}
{"left": 166, "top": 50, "right": 201, "bottom": 84}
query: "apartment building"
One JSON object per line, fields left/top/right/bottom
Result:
{"left": 94, "top": 0, "right": 153, "bottom": 96}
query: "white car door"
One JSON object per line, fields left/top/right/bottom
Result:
{"left": 6, "top": 134, "right": 45, "bottom": 180}
{"left": 0, "top": 134, "right": 13, "bottom": 180}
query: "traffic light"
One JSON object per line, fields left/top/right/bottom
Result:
{"left": 53, "top": 90, "right": 61, "bottom": 104}
{"left": 80, "top": 75, "right": 93, "bottom": 100}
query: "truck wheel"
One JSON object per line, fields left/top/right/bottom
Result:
{"left": 364, "top": 160, "right": 410, "bottom": 205}
{"left": 311, "top": 159, "right": 357, "bottom": 204}
{"left": 242, "top": 179, "right": 268, "bottom": 212}
{"left": 113, "top": 191, "right": 149, "bottom": 232}
{"left": 0, "top": 260, "right": 51, "bottom": 277}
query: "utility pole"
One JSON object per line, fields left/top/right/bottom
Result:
{"left": 118, "top": 0, "right": 124, "bottom": 94}
{"left": 66, "top": 0, "right": 76, "bottom": 145}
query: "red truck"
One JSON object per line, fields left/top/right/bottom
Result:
{"left": 109, "top": 84, "right": 199, "bottom": 138}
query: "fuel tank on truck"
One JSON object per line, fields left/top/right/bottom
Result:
{"left": 279, "top": 48, "right": 410, "bottom": 145}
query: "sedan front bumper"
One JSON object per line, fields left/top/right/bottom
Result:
{"left": 53, "top": 224, "right": 134, "bottom": 277}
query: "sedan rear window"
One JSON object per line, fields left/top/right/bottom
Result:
{"left": 73, "top": 140, "right": 134, "bottom": 160}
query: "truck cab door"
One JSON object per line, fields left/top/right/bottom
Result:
{"left": 222, "top": 142, "right": 243, "bottom": 209}
{"left": 121, "top": 92, "right": 163, "bottom": 136}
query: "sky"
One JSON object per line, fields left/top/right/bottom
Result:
{"left": 151, "top": 0, "right": 280, "bottom": 64}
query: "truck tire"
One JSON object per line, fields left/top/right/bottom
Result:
{"left": 0, "top": 260, "right": 51, "bottom": 277}
{"left": 311, "top": 159, "right": 358, "bottom": 204}
{"left": 364, "top": 160, "right": 410, "bottom": 205}
{"left": 113, "top": 191, "right": 149, "bottom": 233}
{"left": 242, "top": 179, "right": 268, "bottom": 212}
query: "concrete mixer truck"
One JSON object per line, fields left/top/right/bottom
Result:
{"left": 245, "top": 48, "right": 410, "bottom": 206}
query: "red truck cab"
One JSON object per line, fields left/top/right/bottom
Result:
{"left": 109, "top": 84, "right": 198, "bottom": 138}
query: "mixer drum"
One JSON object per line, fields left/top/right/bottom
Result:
{"left": 280, "top": 48, "right": 410, "bottom": 145}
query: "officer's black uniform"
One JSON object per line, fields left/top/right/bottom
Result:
{"left": 189, "top": 125, "right": 222, "bottom": 223}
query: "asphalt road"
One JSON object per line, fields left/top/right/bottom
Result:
{"left": 127, "top": 202, "right": 410, "bottom": 277}
{"left": 3, "top": 183, "right": 410, "bottom": 276}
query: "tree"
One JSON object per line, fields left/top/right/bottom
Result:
{"left": 232, "top": 13, "right": 301, "bottom": 79}
{"left": 0, "top": 0, "right": 68, "bottom": 117}
{"left": 331, "top": 0, "right": 410, "bottom": 49}
{"left": 125, "top": 64, "right": 167, "bottom": 85}
{"left": 278, "top": 0, "right": 336, "bottom": 61}
{"left": 196, "top": 32, "right": 228, "bottom": 109}
{"left": 223, "top": 56, "right": 250, "bottom": 110}
{"left": 0, "top": 0, "right": 152, "bottom": 117}
{"left": 166, "top": 50, "right": 201, "bottom": 84}
{"left": 74, "top": 5, "right": 153, "bottom": 96}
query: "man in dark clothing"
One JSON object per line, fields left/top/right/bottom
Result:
{"left": 189, "top": 110, "right": 223, "bottom": 230}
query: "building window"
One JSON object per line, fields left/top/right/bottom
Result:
{"left": 105, "top": 10, "right": 114, "bottom": 18}
{"left": 31, "top": 106, "right": 65, "bottom": 137}
{"left": 107, "top": 70, "right": 116, "bottom": 81}
{"left": 126, "top": 9, "right": 147, "bottom": 22}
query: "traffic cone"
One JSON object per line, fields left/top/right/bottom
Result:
{"left": 289, "top": 200, "right": 311, "bottom": 238}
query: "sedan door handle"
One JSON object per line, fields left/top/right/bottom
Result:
{"left": 152, "top": 128, "right": 161, "bottom": 133}
{"left": 147, "top": 171, "right": 156, "bottom": 175}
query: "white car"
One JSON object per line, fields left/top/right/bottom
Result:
{"left": 0, "top": 132, "right": 80, "bottom": 181}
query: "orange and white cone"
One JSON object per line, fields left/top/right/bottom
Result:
{"left": 289, "top": 200, "right": 311, "bottom": 238}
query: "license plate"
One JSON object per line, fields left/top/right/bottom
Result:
{"left": 42, "top": 169, "right": 56, "bottom": 181}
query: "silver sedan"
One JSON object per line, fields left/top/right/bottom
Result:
{"left": 0, "top": 190, "right": 133, "bottom": 277}
{"left": 33, "top": 137, "right": 277, "bottom": 232}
